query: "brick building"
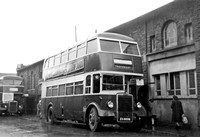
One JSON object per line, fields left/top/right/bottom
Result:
{"left": 17, "top": 59, "right": 44, "bottom": 114}
{"left": 107, "top": 0, "right": 200, "bottom": 128}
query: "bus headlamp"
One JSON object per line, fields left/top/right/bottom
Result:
{"left": 137, "top": 102, "right": 142, "bottom": 108}
{"left": 4, "top": 105, "right": 7, "bottom": 109}
{"left": 107, "top": 101, "right": 114, "bottom": 108}
{"left": 19, "top": 105, "right": 23, "bottom": 109}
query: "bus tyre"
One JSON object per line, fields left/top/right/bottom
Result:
{"left": 47, "top": 106, "right": 55, "bottom": 124}
{"left": 88, "top": 107, "right": 101, "bottom": 132}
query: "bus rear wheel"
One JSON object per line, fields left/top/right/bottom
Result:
{"left": 47, "top": 106, "right": 55, "bottom": 124}
{"left": 88, "top": 107, "right": 101, "bottom": 132}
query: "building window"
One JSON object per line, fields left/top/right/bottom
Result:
{"left": 34, "top": 74, "right": 36, "bottom": 88}
{"left": 150, "top": 35, "right": 156, "bottom": 52}
{"left": 168, "top": 72, "right": 181, "bottom": 96}
{"left": 163, "top": 21, "right": 177, "bottom": 48}
{"left": 39, "top": 69, "right": 42, "bottom": 79}
{"left": 187, "top": 70, "right": 196, "bottom": 95}
{"left": 154, "top": 75, "right": 161, "bottom": 96}
{"left": 185, "top": 23, "right": 193, "bottom": 43}
{"left": 31, "top": 71, "right": 33, "bottom": 89}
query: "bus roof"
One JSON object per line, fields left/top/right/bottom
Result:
{"left": 96, "top": 33, "right": 135, "bottom": 42}
{"left": 0, "top": 75, "right": 23, "bottom": 80}
{"left": 46, "top": 32, "right": 136, "bottom": 59}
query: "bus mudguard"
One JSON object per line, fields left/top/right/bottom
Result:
{"left": 133, "top": 105, "right": 147, "bottom": 117}
{"left": 84, "top": 102, "right": 115, "bottom": 121}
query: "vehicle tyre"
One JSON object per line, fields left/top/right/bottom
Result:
{"left": 47, "top": 106, "right": 55, "bottom": 124}
{"left": 88, "top": 107, "right": 101, "bottom": 132}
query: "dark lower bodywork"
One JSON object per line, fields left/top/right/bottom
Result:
{"left": 42, "top": 93, "right": 147, "bottom": 131}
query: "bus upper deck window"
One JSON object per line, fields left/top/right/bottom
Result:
{"left": 100, "top": 39, "right": 120, "bottom": 53}
{"left": 121, "top": 42, "right": 139, "bottom": 55}
{"left": 86, "top": 39, "right": 98, "bottom": 54}
{"left": 61, "top": 51, "right": 68, "bottom": 63}
{"left": 44, "top": 59, "right": 49, "bottom": 69}
{"left": 54, "top": 54, "right": 61, "bottom": 66}
{"left": 68, "top": 47, "right": 77, "bottom": 61}
{"left": 14, "top": 80, "right": 22, "bottom": 85}
{"left": 49, "top": 57, "right": 55, "bottom": 68}
{"left": 77, "top": 43, "right": 86, "bottom": 58}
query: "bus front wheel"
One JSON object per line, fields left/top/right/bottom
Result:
{"left": 88, "top": 107, "right": 101, "bottom": 132}
{"left": 47, "top": 106, "right": 55, "bottom": 124}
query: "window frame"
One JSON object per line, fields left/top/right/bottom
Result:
{"left": 61, "top": 51, "right": 68, "bottom": 63}
{"left": 68, "top": 47, "right": 77, "bottom": 61}
{"left": 49, "top": 56, "right": 55, "bottom": 68}
{"left": 167, "top": 72, "right": 181, "bottom": 96}
{"left": 74, "top": 81, "right": 83, "bottom": 95}
{"left": 85, "top": 75, "right": 91, "bottom": 94}
{"left": 66, "top": 83, "right": 74, "bottom": 95}
{"left": 54, "top": 54, "right": 61, "bottom": 66}
{"left": 154, "top": 75, "right": 161, "bottom": 96}
{"left": 86, "top": 38, "right": 98, "bottom": 54}
{"left": 58, "top": 84, "right": 66, "bottom": 96}
{"left": 163, "top": 21, "right": 177, "bottom": 48}
{"left": 185, "top": 23, "right": 193, "bottom": 44}
{"left": 187, "top": 70, "right": 196, "bottom": 95}
{"left": 150, "top": 35, "right": 156, "bottom": 52}
{"left": 77, "top": 43, "right": 86, "bottom": 58}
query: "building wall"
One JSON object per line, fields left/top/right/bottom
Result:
{"left": 17, "top": 60, "right": 44, "bottom": 114}
{"left": 107, "top": 0, "right": 200, "bottom": 127}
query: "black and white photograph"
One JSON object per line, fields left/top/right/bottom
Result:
{"left": 0, "top": 0, "right": 200, "bottom": 136}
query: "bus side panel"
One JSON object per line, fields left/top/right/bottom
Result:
{"left": 54, "top": 97, "right": 65, "bottom": 119}
{"left": 99, "top": 53, "right": 143, "bottom": 74}
{"left": 63, "top": 96, "right": 74, "bottom": 120}
{"left": 44, "top": 97, "right": 57, "bottom": 116}
{"left": 85, "top": 53, "right": 101, "bottom": 72}
{"left": 132, "top": 56, "right": 143, "bottom": 74}
{"left": 73, "top": 96, "right": 84, "bottom": 121}
{"left": 84, "top": 94, "right": 116, "bottom": 116}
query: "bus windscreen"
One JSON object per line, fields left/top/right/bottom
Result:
{"left": 3, "top": 80, "right": 22, "bottom": 85}
{"left": 100, "top": 40, "right": 121, "bottom": 53}
{"left": 102, "top": 75, "right": 123, "bottom": 90}
{"left": 121, "top": 42, "right": 139, "bottom": 55}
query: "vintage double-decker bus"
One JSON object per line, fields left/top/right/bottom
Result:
{"left": 0, "top": 75, "right": 26, "bottom": 115}
{"left": 41, "top": 32, "right": 147, "bottom": 131}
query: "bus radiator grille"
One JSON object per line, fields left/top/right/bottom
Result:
{"left": 118, "top": 95, "right": 132, "bottom": 112}
{"left": 117, "top": 95, "right": 133, "bottom": 122}
{"left": 9, "top": 101, "right": 18, "bottom": 113}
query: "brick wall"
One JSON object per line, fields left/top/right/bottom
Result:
{"left": 107, "top": 0, "right": 200, "bottom": 127}
{"left": 193, "top": 0, "right": 200, "bottom": 126}
{"left": 17, "top": 60, "right": 43, "bottom": 114}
